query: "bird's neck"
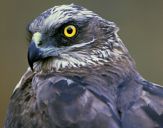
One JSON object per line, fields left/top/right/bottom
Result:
{"left": 47, "top": 56, "right": 138, "bottom": 89}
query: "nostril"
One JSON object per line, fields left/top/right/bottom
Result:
{"left": 38, "top": 41, "right": 43, "bottom": 46}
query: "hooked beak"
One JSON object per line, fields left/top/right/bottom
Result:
{"left": 27, "top": 32, "right": 59, "bottom": 70}
{"left": 28, "top": 41, "right": 42, "bottom": 70}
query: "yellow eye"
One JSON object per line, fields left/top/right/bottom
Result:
{"left": 64, "top": 25, "right": 77, "bottom": 38}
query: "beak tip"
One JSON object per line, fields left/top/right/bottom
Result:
{"left": 28, "top": 53, "right": 34, "bottom": 71}
{"left": 28, "top": 41, "right": 41, "bottom": 71}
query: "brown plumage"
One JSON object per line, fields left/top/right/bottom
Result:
{"left": 5, "top": 4, "right": 163, "bottom": 128}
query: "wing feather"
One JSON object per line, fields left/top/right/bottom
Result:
{"left": 118, "top": 79, "right": 163, "bottom": 128}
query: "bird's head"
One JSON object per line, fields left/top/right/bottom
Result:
{"left": 27, "top": 4, "right": 133, "bottom": 72}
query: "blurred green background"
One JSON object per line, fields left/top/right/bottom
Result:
{"left": 0, "top": 0, "right": 163, "bottom": 127}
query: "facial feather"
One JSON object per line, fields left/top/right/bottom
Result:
{"left": 28, "top": 4, "right": 133, "bottom": 73}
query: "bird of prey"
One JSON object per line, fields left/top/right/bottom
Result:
{"left": 5, "top": 4, "right": 163, "bottom": 128}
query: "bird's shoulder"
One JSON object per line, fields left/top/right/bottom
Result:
{"left": 6, "top": 69, "right": 121, "bottom": 128}
{"left": 118, "top": 77, "right": 163, "bottom": 128}
{"left": 31, "top": 72, "right": 121, "bottom": 127}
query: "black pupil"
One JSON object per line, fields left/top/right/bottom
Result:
{"left": 67, "top": 27, "right": 73, "bottom": 34}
